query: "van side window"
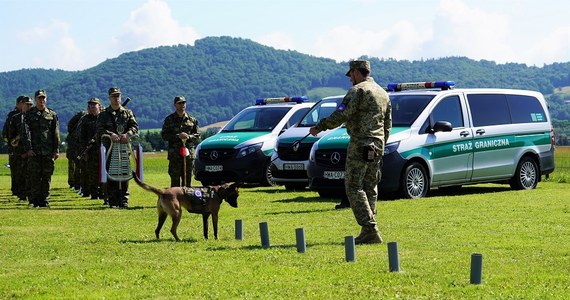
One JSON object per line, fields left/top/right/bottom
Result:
{"left": 467, "top": 94, "right": 511, "bottom": 126}
{"left": 507, "top": 95, "right": 547, "bottom": 123}
{"left": 432, "top": 96, "right": 463, "bottom": 128}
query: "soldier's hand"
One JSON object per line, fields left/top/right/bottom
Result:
{"left": 53, "top": 152, "right": 60, "bottom": 160}
{"left": 309, "top": 126, "right": 320, "bottom": 136}
{"left": 119, "top": 133, "right": 129, "bottom": 143}
{"left": 178, "top": 132, "right": 189, "bottom": 140}
{"left": 26, "top": 150, "right": 35, "bottom": 157}
{"left": 111, "top": 133, "right": 120, "bottom": 143}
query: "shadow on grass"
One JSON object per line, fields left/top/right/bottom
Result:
{"left": 121, "top": 237, "right": 199, "bottom": 243}
{"left": 273, "top": 195, "right": 338, "bottom": 204}
{"left": 207, "top": 241, "right": 345, "bottom": 252}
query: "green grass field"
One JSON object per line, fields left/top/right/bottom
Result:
{"left": 0, "top": 149, "right": 569, "bottom": 299}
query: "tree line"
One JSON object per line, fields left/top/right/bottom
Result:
{"left": 1, "top": 36, "right": 570, "bottom": 152}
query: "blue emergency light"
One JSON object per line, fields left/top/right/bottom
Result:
{"left": 255, "top": 96, "right": 308, "bottom": 105}
{"left": 387, "top": 81, "right": 455, "bottom": 92}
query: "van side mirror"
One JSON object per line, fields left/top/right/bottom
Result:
{"left": 432, "top": 121, "right": 453, "bottom": 133}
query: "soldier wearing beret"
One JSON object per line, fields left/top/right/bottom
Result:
{"left": 5, "top": 96, "right": 34, "bottom": 201}
{"left": 96, "top": 87, "right": 138, "bottom": 208}
{"left": 22, "top": 90, "right": 61, "bottom": 208}
{"left": 310, "top": 60, "right": 392, "bottom": 245}
{"left": 79, "top": 97, "right": 104, "bottom": 200}
{"left": 161, "top": 96, "right": 200, "bottom": 187}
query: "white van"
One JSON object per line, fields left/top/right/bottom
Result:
{"left": 195, "top": 97, "right": 314, "bottom": 186}
{"left": 308, "top": 81, "right": 556, "bottom": 199}
{"left": 270, "top": 95, "right": 344, "bottom": 190}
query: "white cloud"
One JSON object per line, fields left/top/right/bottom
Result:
{"left": 525, "top": 26, "right": 570, "bottom": 66}
{"left": 256, "top": 32, "right": 296, "bottom": 51}
{"left": 113, "top": 0, "right": 200, "bottom": 53}
{"left": 311, "top": 19, "right": 430, "bottom": 62}
{"left": 19, "top": 19, "right": 85, "bottom": 70}
{"left": 426, "top": 0, "right": 513, "bottom": 62}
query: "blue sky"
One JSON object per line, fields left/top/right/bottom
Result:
{"left": 1, "top": 0, "right": 569, "bottom": 72}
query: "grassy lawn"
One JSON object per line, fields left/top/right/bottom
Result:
{"left": 0, "top": 150, "right": 568, "bottom": 299}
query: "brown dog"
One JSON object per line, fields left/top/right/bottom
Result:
{"left": 133, "top": 173, "right": 239, "bottom": 241}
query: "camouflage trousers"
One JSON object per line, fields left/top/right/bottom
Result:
{"left": 80, "top": 150, "right": 102, "bottom": 196}
{"left": 10, "top": 153, "right": 29, "bottom": 198}
{"left": 27, "top": 155, "right": 55, "bottom": 204}
{"left": 67, "top": 156, "right": 78, "bottom": 188}
{"left": 344, "top": 142, "right": 383, "bottom": 232}
{"left": 168, "top": 155, "right": 194, "bottom": 187}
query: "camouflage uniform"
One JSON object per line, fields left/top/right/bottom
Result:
{"left": 161, "top": 96, "right": 200, "bottom": 187}
{"left": 314, "top": 60, "right": 392, "bottom": 243}
{"left": 96, "top": 88, "right": 138, "bottom": 207}
{"left": 22, "top": 91, "right": 61, "bottom": 207}
{"left": 79, "top": 105, "right": 102, "bottom": 199}
{"left": 5, "top": 96, "right": 32, "bottom": 200}
{"left": 66, "top": 111, "right": 86, "bottom": 190}
{"left": 3, "top": 106, "right": 19, "bottom": 196}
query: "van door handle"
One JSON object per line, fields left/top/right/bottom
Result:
{"left": 460, "top": 131, "right": 470, "bottom": 137}
{"left": 475, "top": 129, "right": 486, "bottom": 135}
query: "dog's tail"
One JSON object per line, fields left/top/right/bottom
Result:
{"left": 132, "top": 171, "right": 165, "bottom": 196}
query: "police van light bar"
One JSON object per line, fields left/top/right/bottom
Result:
{"left": 387, "top": 81, "right": 455, "bottom": 92}
{"left": 255, "top": 96, "right": 308, "bottom": 105}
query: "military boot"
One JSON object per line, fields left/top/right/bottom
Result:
{"left": 355, "top": 227, "right": 383, "bottom": 245}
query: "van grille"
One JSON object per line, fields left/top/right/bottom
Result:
{"left": 199, "top": 149, "right": 235, "bottom": 162}
{"left": 278, "top": 142, "right": 313, "bottom": 161}
{"left": 315, "top": 149, "right": 347, "bottom": 168}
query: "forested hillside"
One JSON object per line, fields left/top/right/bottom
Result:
{"left": 1, "top": 36, "right": 569, "bottom": 142}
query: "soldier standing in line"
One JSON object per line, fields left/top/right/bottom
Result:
{"left": 22, "top": 90, "right": 61, "bottom": 208}
{"left": 66, "top": 110, "right": 87, "bottom": 191}
{"left": 6, "top": 96, "right": 34, "bottom": 201}
{"left": 96, "top": 87, "right": 138, "bottom": 208}
{"left": 2, "top": 96, "right": 22, "bottom": 197}
{"left": 161, "top": 96, "right": 200, "bottom": 187}
{"left": 79, "top": 97, "right": 104, "bottom": 201}
{"left": 310, "top": 60, "right": 392, "bottom": 245}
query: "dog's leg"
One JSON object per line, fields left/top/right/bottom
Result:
{"left": 212, "top": 212, "right": 219, "bottom": 240}
{"left": 156, "top": 210, "right": 168, "bottom": 240}
{"left": 170, "top": 211, "right": 182, "bottom": 242}
{"left": 202, "top": 213, "right": 210, "bottom": 239}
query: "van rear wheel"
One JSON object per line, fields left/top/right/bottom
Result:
{"left": 510, "top": 156, "right": 539, "bottom": 190}
{"left": 401, "top": 162, "right": 429, "bottom": 199}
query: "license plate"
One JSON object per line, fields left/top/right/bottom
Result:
{"left": 324, "top": 171, "right": 345, "bottom": 179}
{"left": 205, "top": 165, "right": 223, "bottom": 172}
{"left": 283, "top": 163, "right": 305, "bottom": 170}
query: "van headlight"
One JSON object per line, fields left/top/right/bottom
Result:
{"left": 236, "top": 143, "right": 263, "bottom": 158}
{"left": 383, "top": 142, "right": 399, "bottom": 155}
{"left": 309, "top": 143, "right": 318, "bottom": 162}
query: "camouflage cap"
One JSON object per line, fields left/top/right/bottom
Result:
{"left": 108, "top": 87, "right": 121, "bottom": 95}
{"left": 173, "top": 96, "right": 186, "bottom": 104}
{"left": 88, "top": 97, "right": 101, "bottom": 104}
{"left": 21, "top": 96, "right": 33, "bottom": 104}
{"left": 345, "top": 60, "right": 371, "bottom": 76}
{"left": 35, "top": 89, "right": 47, "bottom": 98}
{"left": 16, "top": 95, "right": 33, "bottom": 104}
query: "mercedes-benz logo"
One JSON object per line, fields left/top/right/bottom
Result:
{"left": 209, "top": 150, "right": 219, "bottom": 161}
{"left": 330, "top": 152, "right": 341, "bottom": 164}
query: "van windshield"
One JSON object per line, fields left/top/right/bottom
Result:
{"left": 297, "top": 97, "right": 344, "bottom": 127}
{"left": 390, "top": 94, "right": 434, "bottom": 126}
{"left": 222, "top": 107, "right": 291, "bottom": 132}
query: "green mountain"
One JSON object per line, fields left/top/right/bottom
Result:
{"left": 1, "top": 36, "right": 570, "bottom": 136}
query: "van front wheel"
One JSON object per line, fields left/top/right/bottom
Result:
{"left": 510, "top": 156, "right": 539, "bottom": 190}
{"left": 401, "top": 162, "right": 429, "bottom": 199}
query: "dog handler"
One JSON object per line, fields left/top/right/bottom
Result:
{"left": 310, "top": 60, "right": 392, "bottom": 245}
{"left": 161, "top": 96, "right": 200, "bottom": 187}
